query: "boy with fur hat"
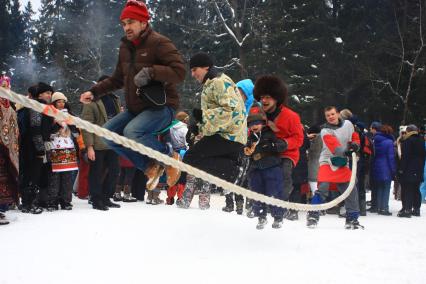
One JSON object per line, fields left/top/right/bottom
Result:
{"left": 244, "top": 103, "right": 287, "bottom": 229}
{"left": 253, "top": 75, "right": 304, "bottom": 218}
{"left": 80, "top": 0, "right": 185, "bottom": 191}
{"left": 177, "top": 52, "right": 246, "bottom": 209}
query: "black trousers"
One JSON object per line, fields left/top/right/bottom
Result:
{"left": 401, "top": 181, "right": 421, "bottom": 211}
{"left": 183, "top": 134, "right": 243, "bottom": 183}
{"left": 21, "top": 157, "right": 49, "bottom": 207}
{"left": 89, "top": 150, "right": 119, "bottom": 200}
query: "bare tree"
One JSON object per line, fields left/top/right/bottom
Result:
{"left": 372, "top": 0, "right": 426, "bottom": 124}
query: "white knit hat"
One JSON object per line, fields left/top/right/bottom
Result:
{"left": 51, "top": 92, "right": 68, "bottom": 103}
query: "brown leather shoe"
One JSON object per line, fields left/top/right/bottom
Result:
{"left": 144, "top": 162, "right": 164, "bottom": 191}
{"left": 166, "top": 152, "right": 181, "bottom": 187}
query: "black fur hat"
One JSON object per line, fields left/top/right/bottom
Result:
{"left": 253, "top": 75, "right": 288, "bottom": 106}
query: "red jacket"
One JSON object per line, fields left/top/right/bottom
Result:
{"left": 272, "top": 105, "right": 304, "bottom": 166}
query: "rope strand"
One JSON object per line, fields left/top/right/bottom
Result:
{"left": 0, "top": 87, "right": 357, "bottom": 211}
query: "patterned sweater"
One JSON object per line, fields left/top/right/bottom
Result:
{"left": 200, "top": 73, "right": 247, "bottom": 145}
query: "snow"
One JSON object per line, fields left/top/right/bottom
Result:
{"left": 1, "top": 194, "right": 426, "bottom": 284}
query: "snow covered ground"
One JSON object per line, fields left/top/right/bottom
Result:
{"left": 1, "top": 193, "right": 425, "bottom": 284}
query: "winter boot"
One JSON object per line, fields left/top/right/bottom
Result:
{"left": 272, "top": 217, "right": 283, "bottom": 229}
{"left": 21, "top": 204, "right": 43, "bottom": 214}
{"left": 236, "top": 201, "right": 244, "bottom": 215}
{"left": 397, "top": 209, "right": 411, "bottom": 218}
{"left": 166, "top": 196, "right": 174, "bottom": 205}
{"left": 113, "top": 185, "right": 123, "bottom": 201}
{"left": 199, "top": 181, "right": 211, "bottom": 210}
{"left": 123, "top": 192, "right": 137, "bottom": 202}
{"left": 246, "top": 209, "right": 256, "bottom": 218}
{"left": 0, "top": 212, "right": 9, "bottom": 225}
{"left": 175, "top": 198, "right": 184, "bottom": 208}
{"left": 46, "top": 202, "right": 59, "bottom": 212}
{"left": 256, "top": 217, "right": 268, "bottom": 230}
{"left": 113, "top": 192, "right": 123, "bottom": 202}
{"left": 92, "top": 197, "right": 109, "bottom": 211}
{"left": 122, "top": 186, "right": 137, "bottom": 202}
{"left": 306, "top": 212, "right": 319, "bottom": 229}
{"left": 59, "top": 201, "right": 73, "bottom": 210}
{"left": 146, "top": 191, "right": 154, "bottom": 204}
{"left": 246, "top": 199, "right": 255, "bottom": 218}
{"left": 378, "top": 210, "right": 392, "bottom": 216}
{"left": 412, "top": 208, "right": 421, "bottom": 217}
{"left": 104, "top": 198, "right": 121, "bottom": 208}
{"left": 344, "top": 217, "right": 364, "bottom": 230}
{"left": 177, "top": 175, "right": 197, "bottom": 209}
{"left": 151, "top": 191, "right": 164, "bottom": 205}
{"left": 222, "top": 194, "right": 234, "bottom": 213}
{"left": 285, "top": 209, "right": 299, "bottom": 221}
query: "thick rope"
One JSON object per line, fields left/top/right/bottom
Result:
{"left": 0, "top": 87, "right": 357, "bottom": 211}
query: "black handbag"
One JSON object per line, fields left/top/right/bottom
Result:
{"left": 136, "top": 81, "right": 166, "bottom": 106}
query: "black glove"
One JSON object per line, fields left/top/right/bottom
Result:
{"left": 257, "top": 140, "right": 276, "bottom": 153}
{"left": 193, "top": 108, "right": 203, "bottom": 123}
{"left": 134, "top": 67, "right": 153, "bottom": 87}
{"left": 345, "top": 143, "right": 360, "bottom": 156}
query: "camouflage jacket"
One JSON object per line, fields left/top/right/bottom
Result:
{"left": 200, "top": 73, "right": 247, "bottom": 144}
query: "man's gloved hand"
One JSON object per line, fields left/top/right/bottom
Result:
{"left": 345, "top": 143, "right": 360, "bottom": 157}
{"left": 134, "top": 67, "right": 153, "bottom": 87}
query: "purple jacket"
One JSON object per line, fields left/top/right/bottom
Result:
{"left": 371, "top": 132, "right": 396, "bottom": 181}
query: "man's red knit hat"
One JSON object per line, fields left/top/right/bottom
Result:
{"left": 120, "top": 0, "right": 150, "bottom": 23}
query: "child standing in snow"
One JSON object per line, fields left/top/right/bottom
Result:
{"left": 165, "top": 111, "right": 189, "bottom": 205}
{"left": 45, "top": 92, "right": 79, "bottom": 210}
{"left": 244, "top": 104, "right": 287, "bottom": 229}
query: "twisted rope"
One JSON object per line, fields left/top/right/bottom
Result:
{"left": 0, "top": 87, "right": 357, "bottom": 211}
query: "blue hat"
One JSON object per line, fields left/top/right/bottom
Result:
{"left": 370, "top": 121, "right": 382, "bottom": 130}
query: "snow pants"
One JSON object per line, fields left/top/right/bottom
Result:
{"left": 249, "top": 166, "right": 285, "bottom": 219}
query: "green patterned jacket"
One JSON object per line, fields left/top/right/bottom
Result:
{"left": 200, "top": 73, "right": 247, "bottom": 144}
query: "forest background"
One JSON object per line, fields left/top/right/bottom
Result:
{"left": 1, "top": 0, "right": 426, "bottom": 127}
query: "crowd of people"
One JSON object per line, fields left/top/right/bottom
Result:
{"left": 0, "top": 0, "right": 425, "bottom": 230}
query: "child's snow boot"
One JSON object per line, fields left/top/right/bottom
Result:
{"left": 306, "top": 211, "right": 319, "bottom": 229}
{"left": 256, "top": 217, "right": 268, "bottom": 230}
{"left": 272, "top": 217, "right": 283, "bottom": 229}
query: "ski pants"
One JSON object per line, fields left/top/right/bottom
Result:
{"left": 249, "top": 166, "right": 285, "bottom": 219}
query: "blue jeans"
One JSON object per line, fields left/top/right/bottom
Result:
{"left": 103, "top": 106, "right": 175, "bottom": 171}
{"left": 375, "top": 180, "right": 392, "bottom": 211}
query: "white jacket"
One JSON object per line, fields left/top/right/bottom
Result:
{"left": 170, "top": 121, "right": 188, "bottom": 150}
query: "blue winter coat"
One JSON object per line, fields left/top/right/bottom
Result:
{"left": 371, "top": 132, "right": 396, "bottom": 182}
